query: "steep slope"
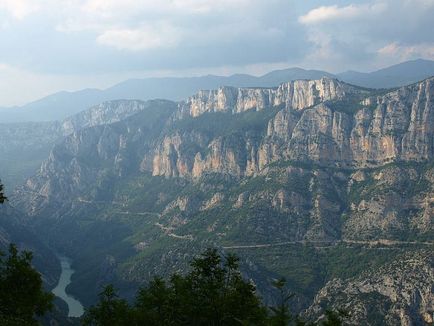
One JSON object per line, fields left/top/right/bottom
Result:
{"left": 14, "top": 100, "right": 177, "bottom": 217}
{"left": 0, "top": 100, "right": 167, "bottom": 191}
{"left": 60, "top": 100, "right": 158, "bottom": 135}
{"left": 11, "top": 77, "right": 434, "bottom": 317}
{"left": 150, "top": 77, "right": 434, "bottom": 178}
{"left": 304, "top": 251, "right": 434, "bottom": 325}
{"left": 0, "top": 121, "right": 62, "bottom": 190}
{"left": 0, "top": 203, "right": 59, "bottom": 288}
{"left": 14, "top": 77, "right": 361, "bottom": 214}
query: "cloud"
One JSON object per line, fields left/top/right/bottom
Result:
{"left": 2, "top": 0, "right": 434, "bottom": 106}
{"left": 57, "top": 0, "right": 253, "bottom": 34}
{"left": 52, "top": 0, "right": 265, "bottom": 53}
{"left": 81, "top": 0, "right": 251, "bottom": 16}
{"left": 96, "top": 23, "right": 182, "bottom": 51}
{"left": 378, "top": 42, "right": 434, "bottom": 60}
{"left": 299, "top": 3, "right": 386, "bottom": 25}
{"left": 299, "top": 5, "right": 362, "bottom": 24}
{"left": 0, "top": 0, "right": 39, "bottom": 20}
{"left": 297, "top": 0, "right": 434, "bottom": 71}
{"left": 0, "top": 0, "right": 308, "bottom": 76}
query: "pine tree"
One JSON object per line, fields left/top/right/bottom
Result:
{"left": 0, "top": 244, "right": 54, "bottom": 325}
{"left": 82, "top": 285, "right": 132, "bottom": 326}
{"left": 269, "top": 278, "right": 293, "bottom": 325}
{"left": 85, "top": 248, "right": 268, "bottom": 325}
{"left": 0, "top": 180, "right": 53, "bottom": 324}
{"left": 84, "top": 248, "right": 347, "bottom": 326}
{"left": 0, "top": 181, "right": 6, "bottom": 204}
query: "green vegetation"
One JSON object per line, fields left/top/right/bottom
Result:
{"left": 324, "top": 98, "right": 365, "bottom": 115}
{"left": 232, "top": 244, "right": 403, "bottom": 302}
{"left": 0, "top": 244, "right": 54, "bottom": 325}
{"left": 0, "top": 182, "right": 54, "bottom": 325}
{"left": 0, "top": 181, "right": 6, "bottom": 203}
{"left": 35, "top": 158, "right": 432, "bottom": 312}
{"left": 346, "top": 161, "right": 433, "bottom": 240}
{"left": 348, "top": 161, "right": 432, "bottom": 205}
{"left": 167, "top": 106, "right": 283, "bottom": 139}
{"left": 269, "top": 278, "right": 294, "bottom": 325}
{"left": 83, "top": 249, "right": 345, "bottom": 326}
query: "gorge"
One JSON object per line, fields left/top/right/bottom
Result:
{"left": 1, "top": 75, "right": 433, "bottom": 325}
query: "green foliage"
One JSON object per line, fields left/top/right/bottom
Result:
{"left": 323, "top": 99, "right": 364, "bottom": 115}
{"left": 321, "top": 245, "right": 400, "bottom": 280}
{"left": 0, "top": 244, "right": 54, "bottom": 325}
{"left": 84, "top": 248, "right": 268, "bottom": 325}
{"left": 0, "top": 182, "right": 53, "bottom": 324}
{"left": 168, "top": 106, "right": 282, "bottom": 139}
{"left": 84, "top": 249, "right": 349, "bottom": 326}
{"left": 82, "top": 285, "right": 132, "bottom": 326}
{"left": 0, "top": 181, "right": 6, "bottom": 203}
{"left": 320, "top": 310, "right": 349, "bottom": 326}
{"left": 269, "top": 278, "right": 293, "bottom": 326}
{"left": 348, "top": 162, "right": 431, "bottom": 204}
{"left": 295, "top": 309, "right": 348, "bottom": 326}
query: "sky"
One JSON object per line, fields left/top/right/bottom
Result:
{"left": 1, "top": 0, "right": 434, "bottom": 106}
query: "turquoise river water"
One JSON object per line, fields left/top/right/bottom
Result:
{"left": 51, "top": 256, "right": 85, "bottom": 317}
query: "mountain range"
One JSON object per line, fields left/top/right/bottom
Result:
{"left": 1, "top": 59, "right": 434, "bottom": 123}
{"left": 4, "top": 75, "right": 432, "bottom": 324}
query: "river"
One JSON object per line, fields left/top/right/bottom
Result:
{"left": 52, "top": 256, "right": 85, "bottom": 317}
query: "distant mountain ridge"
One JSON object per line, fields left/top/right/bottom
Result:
{"left": 2, "top": 59, "right": 434, "bottom": 123}
{"left": 336, "top": 58, "right": 434, "bottom": 88}
{"left": 0, "top": 68, "right": 333, "bottom": 123}
{"left": 8, "top": 75, "right": 434, "bottom": 324}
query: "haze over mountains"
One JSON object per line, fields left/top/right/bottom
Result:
{"left": 0, "top": 55, "right": 433, "bottom": 324}
{"left": 1, "top": 59, "right": 434, "bottom": 123}
{"left": 338, "top": 58, "right": 434, "bottom": 88}
{"left": 6, "top": 74, "right": 432, "bottom": 324}
{"left": 1, "top": 0, "right": 434, "bottom": 323}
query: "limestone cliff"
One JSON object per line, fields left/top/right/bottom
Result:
{"left": 304, "top": 251, "right": 434, "bottom": 326}
{"left": 61, "top": 100, "right": 158, "bottom": 135}
{"left": 14, "top": 100, "right": 177, "bottom": 216}
{"left": 14, "top": 77, "right": 434, "bottom": 242}
{"left": 151, "top": 77, "right": 434, "bottom": 178}
{"left": 10, "top": 77, "right": 434, "bottom": 324}
{"left": 176, "top": 77, "right": 355, "bottom": 118}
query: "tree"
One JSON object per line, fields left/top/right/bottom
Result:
{"left": 84, "top": 249, "right": 348, "bottom": 326}
{"left": 0, "top": 180, "right": 53, "bottom": 325}
{"left": 269, "top": 278, "right": 293, "bottom": 326}
{"left": 134, "top": 248, "right": 268, "bottom": 325}
{"left": 85, "top": 248, "right": 268, "bottom": 326}
{"left": 0, "top": 181, "right": 6, "bottom": 204}
{"left": 82, "top": 285, "right": 132, "bottom": 326}
{"left": 0, "top": 244, "right": 54, "bottom": 325}
{"left": 319, "top": 310, "right": 348, "bottom": 326}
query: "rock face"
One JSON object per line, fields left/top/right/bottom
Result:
{"left": 304, "top": 251, "right": 434, "bottom": 326}
{"left": 15, "top": 100, "right": 177, "bottom": 216}
{"left": 61, "top": 100, "right": 155, "bottom": 136}
{"left": 176, "top": 78, "right": 354, "bottom": 118}
{"left": 344, "top": 164, "right": 434, "bottom": 239}
{"left": 0, "top": 99, "right": 164, "bottom": 190}
{"left": 150, "top": 77, "right": 434, "bottom": 178}
{"left": 11, "top": 77, "right": 434, "bottom": 323}
{"left": 14, "top": 78, "right": 434, "bottom": 241}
